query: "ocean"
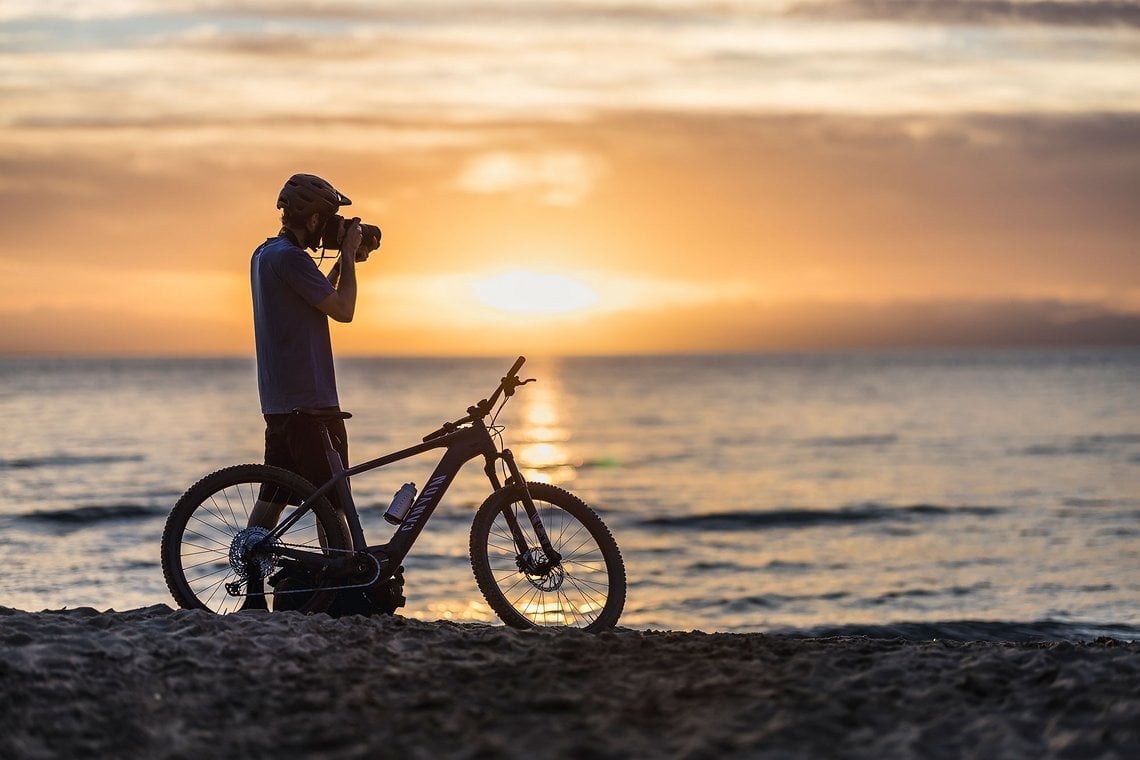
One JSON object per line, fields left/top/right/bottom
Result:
{"left": 1, "top": 350, "right": 1138, "bottom": 640}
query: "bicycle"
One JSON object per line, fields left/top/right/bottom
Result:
{"left": 160, "top": 357, "right": 626, "bottom": 632}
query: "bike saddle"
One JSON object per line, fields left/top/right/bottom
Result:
{"left": 291, "top": 407, "right": 353, "bottom": 421}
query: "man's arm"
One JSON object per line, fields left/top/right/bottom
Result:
{"left": 316, "top": 220, "right": 364, "bottom": 323}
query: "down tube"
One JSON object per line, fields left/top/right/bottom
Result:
{"left": 384, "top": 441, "right": 482, "bottom": 561}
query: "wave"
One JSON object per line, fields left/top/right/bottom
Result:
{"left": 777, "top": 620, "right": 1140, "bottom": 642}
{"left": 640, "top": 503, "right": 1004, "bottom": 531}
{"left": 686, "top": 559, "right": 846, "bottom": 573}
{"left": 1062, "top": 497, "right": 1116, "bottom": 507}
{"left": 868, "top": 583, "right": 991, "bottom": 604}
{"left": 682, "top": 591, "right": 853, "bottom": 613}
{"left": 686, "top": 560, "right": 746, "bottom": 572}
{"left": 1017, "top": 433, "right": 1140, "bottom": 457}
{"left": 801, "top": 434, "right": 899, "bottom": 448}
{"left": 1, "top": 454, "right": 144, "bottom": 469}
{"left": 1060, "top": 496, "right": 1140, "bottom": 509}
{"left": 20, "top": 504, "right": 167, "bottom": 525}
{"left": 724, "top": 592, "right": 852, "bottom": 612}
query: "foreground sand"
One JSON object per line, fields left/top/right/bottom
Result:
{"left": 1, "top": 606, "right": 1137, "bottom": 759}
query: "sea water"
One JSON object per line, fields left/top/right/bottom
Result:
{"left": 1, "top": 350, "right": 1137, "bottom": 639}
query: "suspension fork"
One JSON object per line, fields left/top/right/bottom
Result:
{"left": 490, "top": 449, "right": 562, "bottom": 566}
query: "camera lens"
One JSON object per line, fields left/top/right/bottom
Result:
{"left": 318, "top": 214, "right": 380, "bottom": 252}
{"left": 360, "top": 223, "right": 382, "bottom": 252}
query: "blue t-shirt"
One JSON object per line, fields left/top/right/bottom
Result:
{"left": 251, "top": 235, "right": 339, "bottom": 414}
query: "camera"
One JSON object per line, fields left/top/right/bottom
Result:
{"left": 319, "top": 214, "right": 382, "bottom": 256}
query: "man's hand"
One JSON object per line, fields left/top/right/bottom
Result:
{"left": 342, "top": 217, "right": 364, "bottom": 261}
{"left": 318, "top": 217, "right": 363, "bottom": 323}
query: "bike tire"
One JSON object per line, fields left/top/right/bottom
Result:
{"left": 469, "top": 482, "right": 626, "bottom": 632}
{"left": 160, "top": 464, "right": 351, "bottom": 614}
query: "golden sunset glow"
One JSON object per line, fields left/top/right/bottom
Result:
{"left": 473, "top": 270, "right": 600, "bottom": 315}
{"left": 1, "top": 2, "right": 1137, "bottom": 355}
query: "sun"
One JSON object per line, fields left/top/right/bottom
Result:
{"left": 472, "top": 270, "right": 600, "bottom": 315}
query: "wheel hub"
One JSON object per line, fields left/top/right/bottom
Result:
{"left": 518, "top": 547, "right": 565, "bottom": 591}
{"left": 228, "top": 526, "right": 275, "bottom": 580}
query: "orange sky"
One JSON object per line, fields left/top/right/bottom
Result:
{"left": 2, "top": 2, "right": 1138, "bottom": 355}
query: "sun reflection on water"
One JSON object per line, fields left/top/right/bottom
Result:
{"left": 514, "top": 366, "right": 577, "bottom": 485}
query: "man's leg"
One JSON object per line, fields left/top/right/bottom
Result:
{"left": 240, "top": 415, "right": 292, "bottom": 610}
{"left": 249, "top": 414, "right": 294, "bottom": 530}
{"left": 245, "top": 414, "right": 351, "bottom": 611}
{"left": 290, "top": 415, "right": 353, "bottom": 543}
{"left": 247, "top": 500, "right": 285, "bottom": 530}
{"left": 241, "top": 494, "right": 278, "bottom": 610}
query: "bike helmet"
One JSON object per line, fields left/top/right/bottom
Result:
{"left": 276, "top": 173, "right": 352, "bottom": 217}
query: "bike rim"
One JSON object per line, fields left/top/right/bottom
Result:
{"left": 177, "top": 479, "right": 328, "bottom": 613}
{"left": 485, "top": 500, "right": 612, "bottom": 628}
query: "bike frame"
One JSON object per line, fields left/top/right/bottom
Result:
{"left": 265, "top": 413, "right": 560, "bottom": 583}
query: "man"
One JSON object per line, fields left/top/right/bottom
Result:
{"left": 247, "top": 173, "right": 366, "bottom": 533}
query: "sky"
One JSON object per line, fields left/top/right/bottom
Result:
{"left": 1, "top": 0, "right": 1138, "bottom": 356}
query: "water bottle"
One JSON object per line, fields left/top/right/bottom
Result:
{"left": 384, "top": 483, "right": 417, "bottom": 525}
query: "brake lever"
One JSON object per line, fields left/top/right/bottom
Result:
{"left": 503, "top": 377, "right": 536, "bottom": 398}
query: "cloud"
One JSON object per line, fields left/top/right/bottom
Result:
{"left": 0, "top": 1, "right": 760, "bottom": 24}
{"left": 0, "top": 1, "right": 161, "bottom": 20}
{"left": 454, "top": 151, "right": 605, "bottom": 206}
{"left": 9, "top": 0, "right": 1140, "bottom": 29}
{"left": 3, "top": 0, "right": 1138, "bottom": 129}
{"left": 786, "top": 0, "right": 1140, "bottom": 27}
{"left": 590, "top": 298, "right": 1140, "bottom": 353}
{"left": 0, "top": 304, "right": 248, "bottom": 354}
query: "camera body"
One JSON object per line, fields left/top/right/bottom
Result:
{"left": 320, "top": 214, "right": 382, "bottom": 256}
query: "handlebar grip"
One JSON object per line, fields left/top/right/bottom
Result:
{"left": 508, "top": 355, "right": 526, "bottom": 377}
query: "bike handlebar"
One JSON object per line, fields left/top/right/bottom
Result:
{"left": 506, "top": 355, "right": 526, "bottom": 378}
{"left": 422, "top": 356, "right": 529, "bottom": 442}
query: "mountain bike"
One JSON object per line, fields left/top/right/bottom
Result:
{"left": 160, "top": 357, "right": 626, "bottom": 632}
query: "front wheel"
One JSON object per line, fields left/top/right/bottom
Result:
{"left": 470, "top": 482, "right": 626, "bottom": 632}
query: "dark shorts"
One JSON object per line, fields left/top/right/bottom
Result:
{"left": 260, "top": 411, "right": 349, "bottom": 511}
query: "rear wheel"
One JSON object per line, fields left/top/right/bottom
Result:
{"left": 470, "top": 482, "right": 626, "bottom": 632}
{"left": 161, "top": 464, "right": 351, "bottom": 614}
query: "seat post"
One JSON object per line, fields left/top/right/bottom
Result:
{"left": 291, "top": 407, "right": 364, "bottom": 549}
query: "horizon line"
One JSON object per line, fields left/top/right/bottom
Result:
{"left": 3, "top": 343, "right": 1140, "bottom": 362}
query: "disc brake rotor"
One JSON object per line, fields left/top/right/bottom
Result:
{"left": 519, "top": 547, "right": 566, "bottom": 592}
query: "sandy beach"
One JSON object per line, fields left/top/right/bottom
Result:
{"left": 1, "top": 606, "right": 1137, "bottom": 759}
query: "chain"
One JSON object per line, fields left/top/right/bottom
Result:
{"left": 239, "top": 544, "right": 384, "bottom": 598}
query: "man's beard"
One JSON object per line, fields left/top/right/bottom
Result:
{"left": 303, "top": 221, "right": 325, "bottom": 251}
